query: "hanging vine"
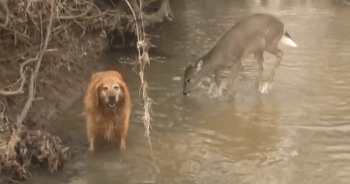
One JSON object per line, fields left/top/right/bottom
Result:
{"left": 125, "top": 0, "right": 154, "bottom": 160}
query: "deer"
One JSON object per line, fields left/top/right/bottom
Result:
{"left": 183, "top": 13, "right": 298, "bottom": 97}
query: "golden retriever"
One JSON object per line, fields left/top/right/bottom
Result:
{"left": 84, "top": 70, "right": 131, "bottom": 152}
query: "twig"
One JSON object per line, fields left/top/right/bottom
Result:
{"left": 125, "top": 0, "right": 140, "bottom": 39}
{"left": 20, "top": 56, "right": 38, "bottom": 74}
{"left": 86, "top": 0, "right": 105, "bottom": 34}
{"left": 0, "top": 46, "right": 40, "bottom": 62}
{"left": 0, "top": 26, "right": 33, "bottom": 44}
{"left": 0, "top": 0, "right": 10, "bottom": 27}
{"left": 0, "top": 70, "right": 27, "bottom": 96}
{"left": 56, "top": 3, "right": 93, "bottom": 19}
{"left": 139, "top": 0, "right": 146, "bottom": 41}
{"left": 57, "top": 3, "right": 85, "bottom": 31}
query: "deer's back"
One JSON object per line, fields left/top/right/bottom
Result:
{"left": 204, "top": 13, "right": 284, "bottom": 66}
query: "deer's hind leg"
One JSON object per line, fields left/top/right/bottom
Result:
{"left": 264, "top": 25, "right": 284, "bottom": 82}
{"left": 264, "top": 31, "right": 284, "bottom": 82}
{"left": 266, "top": 47, "right": 283, "bottom": 81}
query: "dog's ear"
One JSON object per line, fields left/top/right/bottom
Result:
{"left": 196, "top": 60, "right": 203, "bottom": 71}
{"left": 120, "top": 82, "right": 130, "bottom": 103}
{"left": 118, "top": 84, "right": 124, "bottom": 98}
{"left": 84, "top": 73, "right": 103, "bottom": 111}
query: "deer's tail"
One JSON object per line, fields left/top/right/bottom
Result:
{"left": 281, "top": 32, "right": 298, "bottom": 47}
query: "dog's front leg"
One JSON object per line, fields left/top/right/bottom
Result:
{"left": 119, "top": 115, "right": 130, "bottom": 151}
{"left": 86, "top": 115, "right": 95, "bottom": 152}
{"left": 119, "top": 126, "right": 128, "bottom": 151}
{"left": 89, "top": 137, "right": 95, "bottom": 152}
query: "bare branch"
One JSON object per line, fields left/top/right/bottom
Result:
{"left": 20, "top": 56, "right": 38, "bottom": 74}
{"left": 0, "top": 0, "right": 9, "bottom": 27}
{"left": 125, "top": 0, "right": 140, "bottom": 40}
{"left": 55, "top": 3, "right": 93, "bottom": 19}
{"left": 16, "top": 69, "right": 35, "bottom": 126}
{"left": 0, "top": 46, "right": 40, "bottom": 62}
{"left": 128, "top": 0, "right": 173, "bottom": 25}
{"left": 0, "top": 71, "right": 27, "bottom": 96}
{"left": 16, "top": 3, "right": 54, "bottom": 126}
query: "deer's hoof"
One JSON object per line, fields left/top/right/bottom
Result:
{"left": 259, "top": 81, "right": 273, "bottom": 94}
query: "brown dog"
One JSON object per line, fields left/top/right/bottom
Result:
{"left": 84, "top": 70, "right": 131, "bottom": 152}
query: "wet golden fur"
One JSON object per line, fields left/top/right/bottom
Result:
{"left": 84, "top": 70, "right": 131, "bottom": 151}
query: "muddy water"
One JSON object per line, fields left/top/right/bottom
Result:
{"left": 31, "top": 0, "right": 350, "bottom": 184}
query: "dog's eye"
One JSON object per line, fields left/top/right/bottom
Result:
{"left": 113, "top": 85, "right": 120, "bottom": 90}
{"left": 186, "top": 78, "right": 190, "bottom": 83}
{"left": 102, "top": 86, "right": 108, "bottom": 91}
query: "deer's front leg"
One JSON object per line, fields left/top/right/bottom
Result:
{"left": 213, "top": 69, "right": 225, "bottom": 95}
{"left": 254, "top": 51, "right": 265, "bottom": 87}
{"left": 226, "top": 62, "right": 242, "bottom": 97}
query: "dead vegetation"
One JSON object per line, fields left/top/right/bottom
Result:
{"left": 0, "top": 120, "right": 70, "bottom": 182}
{"left": 0, "top": 0, "right": 172, "bottom": 181}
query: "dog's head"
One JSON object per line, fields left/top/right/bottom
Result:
{"left": 98, "top": 82, "right": 123, "bottom": 108}
{"left": 85, "top": 71, "right": 126, "bottom": 111}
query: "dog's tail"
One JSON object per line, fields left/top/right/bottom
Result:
{"left": 281, "top": 32, "right": 298, "bottom": 47}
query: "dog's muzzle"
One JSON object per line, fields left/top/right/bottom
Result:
{"left": 107, "top": 94, "right": 117, "bottom": 107}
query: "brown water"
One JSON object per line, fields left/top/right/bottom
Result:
{"left": 30, "top": 0, "right": 350, "bottom": 184}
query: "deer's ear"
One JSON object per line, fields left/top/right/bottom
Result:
{"left": 197, "top": 60, "right": 203, "bottom": 71}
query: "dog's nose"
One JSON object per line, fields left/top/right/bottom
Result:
{"left": 183, "top": 91, "right": 188, "bottom": 95}
{"left": 108, "top": 95, "right": 116, "bottom": 100}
